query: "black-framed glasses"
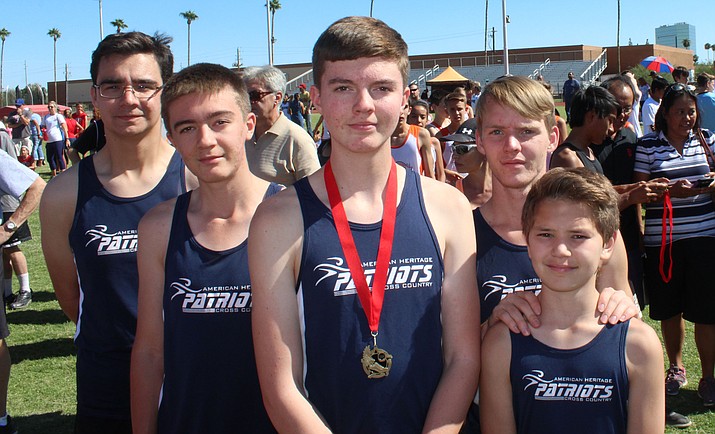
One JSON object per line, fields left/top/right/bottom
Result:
{"left": 409, "top": 88, "right": 419, "bottom": 92}
{"left": 248, "top": 90, "right": 275, "bottom": 103}
{"left": 453, "top": 144, "right": 478, "bottom": 155}
{"left": 93, "top": 83, "right": 163, "bottom": 100}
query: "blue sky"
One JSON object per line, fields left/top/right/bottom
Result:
{"left": 1, "top": 0, "right": 712, "bottom": 90}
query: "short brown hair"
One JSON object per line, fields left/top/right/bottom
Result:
{"left": 476, "top": 76, "right": 555, "bottom": 131}
{"left": 161, "top": 63, "right": 250, "bottom": 130}
{"left": 522, "top": 167, "right": 620, "bottom": 241}
{"left": 312, "top": 16, "right": 409, "bottom": 88}
{"left": 444, "top": 91, "right": 466, "bottom": 105}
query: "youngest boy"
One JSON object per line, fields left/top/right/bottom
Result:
{"left": 480, "top": 167, "right": 664, "bottom": 434}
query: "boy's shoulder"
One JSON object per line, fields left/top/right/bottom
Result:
{"left": 624, "top": 318, "right": 662, "bottom": 361}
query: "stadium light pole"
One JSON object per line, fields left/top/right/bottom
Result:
{"left": 502, "top": 0, "right": 509, "bottom": 75}
{"left": 99, "top": 0, "right": 104, "bottom": 40}
{"left": 370, "top": 0, "right": 375, "bottom": 17}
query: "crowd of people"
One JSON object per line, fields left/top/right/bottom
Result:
{"left": 0, "top": 15, "right": 713, "bottom": 434}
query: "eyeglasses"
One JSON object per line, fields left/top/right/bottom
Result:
{"left": 409, "top": 88, "right": 419, "bottom": 92}
{"left": 452, "top": 144, "right": 478, "bottom": 155}
{"left": 619, "top": 105, "right": 633, "bottom": 116}
{"left": 248, "top": 90, "right": 275, "bottom": 103}
{"left": 47, "top": 105, "right": 56, "bottom": 109}
{"left": 93, "top": 83, "right": 163, "bottom": 100}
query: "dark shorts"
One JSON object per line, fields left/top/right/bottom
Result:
{"left": 644, "top": 236, "right": 715, "bottom": 324}
{"left": 76, "top": 348, "right": 131, "bottom": 421}
{"left": 1, "top": 212, "right": 32, "bottom": 248}
{"left": 0, "top": 301, "right": 9, "bottom": 340}
{"left": 74, "top": 413, "right": 132, "bottom": 434}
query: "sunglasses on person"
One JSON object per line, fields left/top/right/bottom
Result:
{"left": 248, "top": 90, "right": 275, "bottom": 103}
{"left": 452, "top": 144, "right": 478, "bottom": 155}
{"left": 664, "top": 83, "right": 695, "bottom": 99}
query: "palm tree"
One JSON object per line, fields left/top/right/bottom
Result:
{"left": 110, "top": 19, "right": 127, "bottom": 34}
{"left": 706, "top": 43, "right": 712, "bottom": 64}
{"left": 179, "top": 11, "right": 198, "bottom": 66}
{"left": 0, "top": 28, "right": 9, "bottom": 107}
{"left": 48, "top": 28, "right": 61, "bottom": 100}
{"left": 269, "top": 0, "right": 281, "bottom": 64}
{"left": 682, "top": 38, "right": 690, "bottom": 51}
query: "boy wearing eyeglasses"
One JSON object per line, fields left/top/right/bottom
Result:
{"left": 242, "top": 65, "right": 320, "bottom": 186}
{"left": 40, "top": 32, "right": 197, "bottom": 434}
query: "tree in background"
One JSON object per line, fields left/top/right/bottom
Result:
{"left": 179, "top": 11, "right": 198, "bottom": 66}
{"left": 48, "top": 28, "right": 61, "bottom": 100}
{"left": 682, "top": 38, "right": 690, "bottom": 51}
{"left": 110, "top": 19, "right": 128, "bottom": 34}
{"left": 269, "top": 0, "right": 281, "bottom": 64}
{"left": 0, "top": 28, "right": 9, "bottom": 107}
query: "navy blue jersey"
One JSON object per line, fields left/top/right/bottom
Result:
{"left": 69, "top": 151, "right": 186, "bottom": 418}
{"left": 474, "top": 209, "right": 541, "bottom": 324}
{"left": 511, "top": 321, "right": 630, "bottom": 434}
{"left": 295, "top": 169, "right": 444, "bottom": 433}
{"left": 159, "top": 190, "right": 275, "bottom": 434}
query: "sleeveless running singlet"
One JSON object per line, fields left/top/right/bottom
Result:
{"left": 294, "top": 169, "right": 444, "bottom": 433}
{"left": 159, "top": 189, "right": 277, "bottom": 434}
{"left": 474, "top": 208, "right": 541, "bottom": 324}
{"left": 551, "top": 142, "right": 604, "bottom": 174}
{"left": 69, "top": 151, "right": 186, "bottom": 417}
{"left": 391, "top": 124, "right": 423, "bottom": 174}
{"left": 511, "top": 321, "right": 630, "bottom": 434}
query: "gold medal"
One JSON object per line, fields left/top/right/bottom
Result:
{"left": 361, "top": 333, "right": 393, "bottom": 379}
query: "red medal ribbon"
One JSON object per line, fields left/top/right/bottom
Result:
{"left": 324, "top": 159, "right": 397, "bottom": 334}
{"left": 659, "top": 190, "right": 673, "bottom": 283}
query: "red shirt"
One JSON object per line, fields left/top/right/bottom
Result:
{"left": 72, "top": 111, "right": 87, "bottom": 129}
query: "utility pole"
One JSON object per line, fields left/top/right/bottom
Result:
{"left": 65, "top": 63, "right": 69, "bottom": 106}
{"left": 502, "top": 0, "right": 509, "bottom": 75}
{"left": 24, "top": 61, "right": 28, "bottom": 86}
{"left": 484, "top": 0, "right": 489, "bottom": 66}
{"left": 99, "top": 0, "right": 104, "bottom": 40}
{"left": 490, "top": 27, "right": 496, "bottom": 64}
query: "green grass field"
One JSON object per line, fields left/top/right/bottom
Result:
{"left": 4, "top": 164, "right": 714, "bottom": 433}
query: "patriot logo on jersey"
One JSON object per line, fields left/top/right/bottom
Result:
{"left": 522, "top": 369, "right": 614, "bottom": 402}
{"left": 169, "top": 277, "right": 252, "bottom": 313}
{"left": 314, "top": 256, "right": 435, "bottom": 296}
{"left": 85, "top": 225, "right": 138, "bottom": 256}
{"left": 482, "top": 275, "right": 541, "bottom": 301}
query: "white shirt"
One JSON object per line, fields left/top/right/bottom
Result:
{"left": 641, "top": 97, "right": 659, "bottom": 135}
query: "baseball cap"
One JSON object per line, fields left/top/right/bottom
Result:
{"left": 299, "top": 83, "right": 307, "bottom": 90}
{"left": 441, "top": 118, "right": 477, "bottom": 143}
{"left": 15, "top": 98, "right": 24, "bottom": 107}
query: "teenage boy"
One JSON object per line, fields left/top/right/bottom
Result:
{"left": 480, "top": 167, "right": 664, "bottom": 434}
{"left": 474, "top": 76, "right": 637, "bottom": 333}
{"left": 550, "top": 86, "right": 619, "bottom": 172}
{"left": 41, "top": 32, "right": 197, "bottom": 433}
{"left": 131, "top": 63, "right": 276, "bottom": 434}
{"left": 249, "top": 16, "right": 479, "bottom": 433}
